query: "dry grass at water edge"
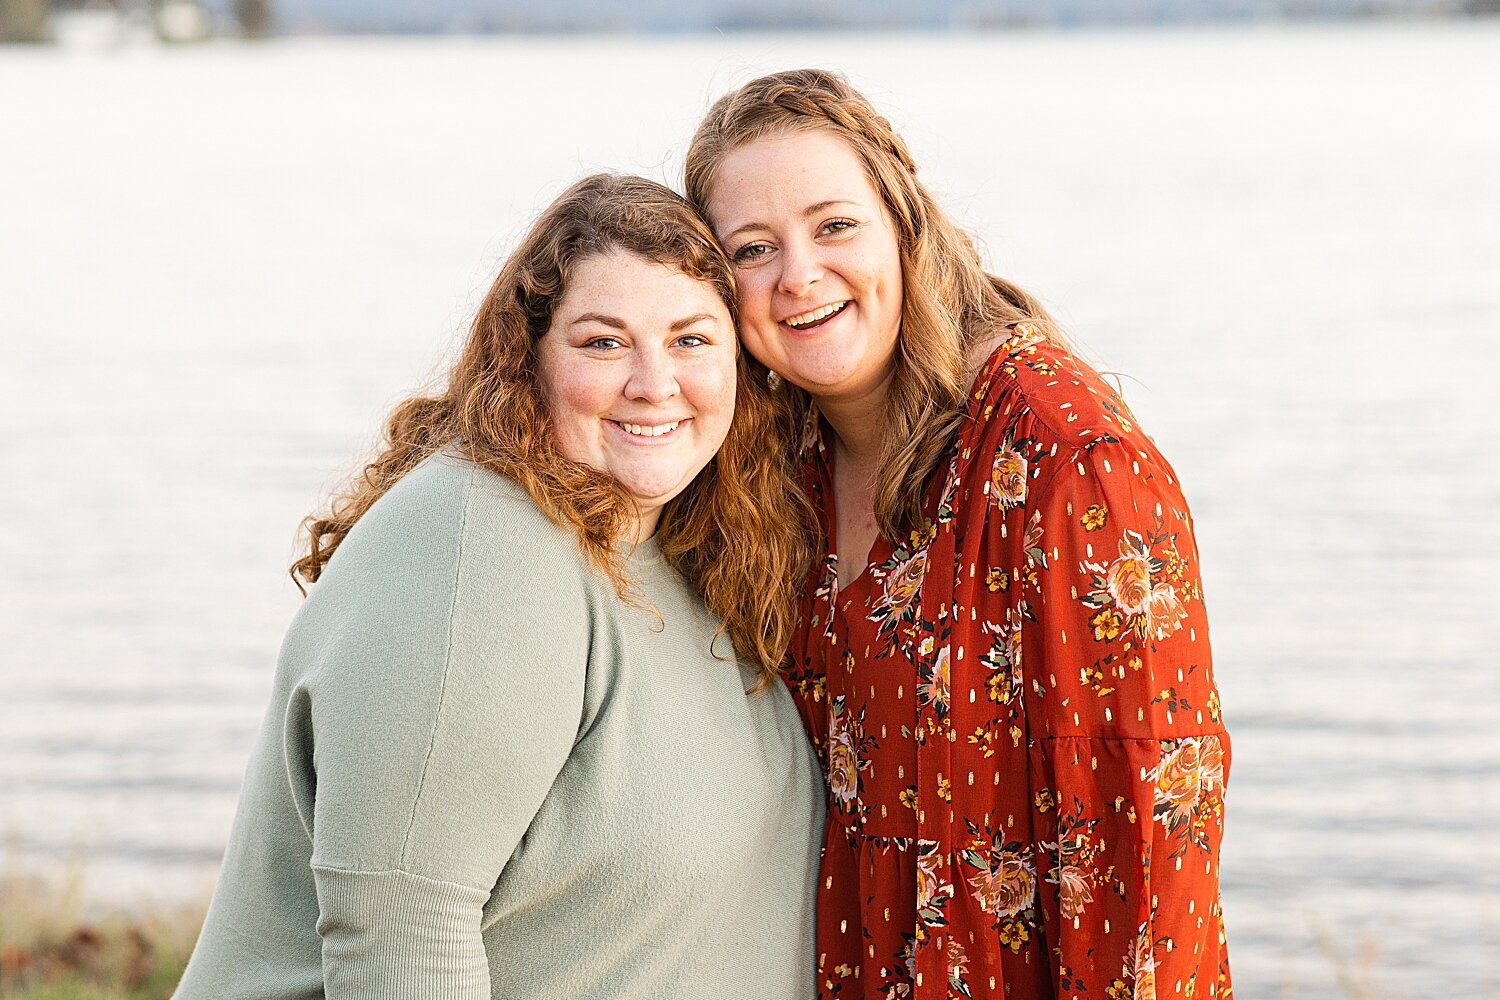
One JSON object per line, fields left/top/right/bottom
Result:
{"left": 0, "top": 872, "right": 202, "bottom": 999}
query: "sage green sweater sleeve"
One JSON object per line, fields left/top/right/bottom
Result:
{"left": 280, "top": 454, "right": 592, "bottom": 998}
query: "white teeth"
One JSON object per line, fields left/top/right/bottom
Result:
{"left": 785, "top": 301, "right": 848, "bottom": 329}
{"left": 618, "top": 420, "right": 681, "bottom": 438}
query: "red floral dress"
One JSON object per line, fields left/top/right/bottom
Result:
{"left": 785, "top": 325, "right": 1231, "bottom": 1000}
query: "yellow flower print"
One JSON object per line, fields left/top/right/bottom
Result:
{"left": 1034, "top": 789, "right": 1056, "bottom": 814}
{"left": 998, "top": 917, "right": 1031, "bottom": 952}
{"left": 986, "top": 567, "right": 1010, "bottom": 592}
{"left": 1082, "top": 661, "right": 1116, "bottom": 697}
{"left": 1163, "top": 545, "right": 1186, "bottom": 582}
{"left": 908, "top": 519, "right": 937, "bottom": 550}
{"left": 936, "top": 776, "right": 952, "bottom": 801}
{"left": 900, "top": 786, "right": 918, "bottom": 810}
{"left": 1091, "top": 607, "right": 1123, "bottom": 641}
{"left": 981, "top": 613, "right": 1024, "bottom": 707}
{"left": 981, "top": 669, "right": 1009, "bottom": 710}
{"left": 1080, "top": 503, "right": 1108, "bottom": 531}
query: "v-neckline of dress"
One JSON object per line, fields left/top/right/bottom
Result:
{"left": 815, "top": 426, "right": 893, "bottom": 618}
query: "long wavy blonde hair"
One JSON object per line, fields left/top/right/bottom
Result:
{"left": 292, "top": 173, "right": 812, "bottom": 684}
{"left": 685, "top": 68, "right": 1063, "bottom": 539}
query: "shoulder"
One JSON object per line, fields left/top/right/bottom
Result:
{"left": 967, "top": 326, "right": 1159, "bottom": 461}
{"left": 971, "top": 327, "right": 1137, "bottom": 445}
{"left": 346, "top": 451, "right": 578, "bottom": 559}
{"left": 958, "top": 326, "right": 1192, "bottom": 510}
{"left": 314, "top": 451, "right": 589, "bottom": 612}
{"left": 282, "top": 452, "right": 597, "bottom": 700}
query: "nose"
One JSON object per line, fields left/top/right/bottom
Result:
{"left": 776, "top": 240, "right": 822, "bottom": 298}
{"left": 624, "top": 346, "right": 680, "bottom": 404}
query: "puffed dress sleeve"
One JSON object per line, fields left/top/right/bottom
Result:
{"left": 1019, "top": 432, "right": 1230, "bottom": 999}
{"left": 282, "top": 456, "right": 592, "bottom": 999}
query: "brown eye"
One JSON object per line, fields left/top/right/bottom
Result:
{"left": 733, "top": 242, "right": 771, "bottom": 263}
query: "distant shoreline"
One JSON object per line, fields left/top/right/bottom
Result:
{"left": 6, "top": 0, "right": 1497, "bottom": 46}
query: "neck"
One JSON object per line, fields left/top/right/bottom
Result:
{"left": 629, "top": 508, "right": 661, "bottom": 544}
{"left": 814, "top": 378, "right": 891, "bottom": 473}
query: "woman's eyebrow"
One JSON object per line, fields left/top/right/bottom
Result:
{"left": 801, "top": 199, "right": 859, "bottom": 218}
{"left": 570, "top": 312, "right": 626, "bottom": 329}
{"left": 671, "top": 313, "right": 717, "bottom": 331}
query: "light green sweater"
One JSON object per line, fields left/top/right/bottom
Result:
{"left": 176, "top": 452, "right": 824, "bottom": 999}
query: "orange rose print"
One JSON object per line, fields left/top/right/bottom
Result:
{"left": 989, "top": 446, "right": 1028, "bottom": 510}
{"left": 1105, "top": 541, "right": 1153, "bottom": 616}
{"left": 1057, "top": 864, "right": 1096, "bottom": 920}
{"left": 967, "top": 851, "right": 1036, "bottom": 920}
{"left": 882, "top": 550, "right": 928, "bottom": 615}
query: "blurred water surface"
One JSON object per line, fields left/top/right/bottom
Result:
{"left": 2, "top": 23, "right": 1498, "bottom": 999}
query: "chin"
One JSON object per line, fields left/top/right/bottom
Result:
{"left": 617, "top": 475, "right": 690, "bottom": 509}
{"left": 789, "top": 365, "right": 866, "bottom": 395}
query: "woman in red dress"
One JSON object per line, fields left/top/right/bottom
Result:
{"left": 686, "top": 69, "right": 1231, "bottom": 999}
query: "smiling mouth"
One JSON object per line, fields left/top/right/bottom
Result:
{"left": 783, "top": 301, "right": 849, "bottom": 331}
{"left": 611, "top": 419, "right": 683, "bottom": 438}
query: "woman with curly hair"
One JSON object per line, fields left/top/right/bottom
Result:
{"left": 686, "top": 69, "right": 1231, "bottom": 999}
{"left": 176, "top": 173, "right": 822, "bottom": 999}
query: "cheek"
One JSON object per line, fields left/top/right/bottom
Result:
{"left": 541, "top": 374, "right": 603, "bottom": 460}
{"left": 862, "top": 243, "right": 903, "bottom": 299}
{"left": 690, "top": 359, "right": 739, "bottom": 438}
{"left": 735, "top": 271, "right": 776, "bottom": 322}
{"left": 736, "top": 327, "right": 778, "bottom": 371}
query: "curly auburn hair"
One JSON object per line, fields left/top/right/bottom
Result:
{"left": 291, "top": 173, "right": 813, "bottom": 685}
{"left": 685, "top": 68, "right": 1064, "bottom": 540}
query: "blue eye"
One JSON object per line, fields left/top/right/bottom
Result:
{"left": 585, "top": 336, "right": 622, "bottom": 350}
{"left": 676, "top": 334, "right": 709, "bottom": 348}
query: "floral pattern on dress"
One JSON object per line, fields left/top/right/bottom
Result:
{"left": 787, "top": 324, "right": 1232, "bottom": 999}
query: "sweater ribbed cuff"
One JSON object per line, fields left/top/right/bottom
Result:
{"left": 312, "top": 865, "right": 491, "bottom": 1000}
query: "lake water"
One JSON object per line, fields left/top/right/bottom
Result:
{"left": 2, "top": 22, "right": 1498, "bottom": 998}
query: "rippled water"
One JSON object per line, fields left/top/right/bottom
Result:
{"left": 2, "top": 24, "right": 1498, "bottom": 998}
